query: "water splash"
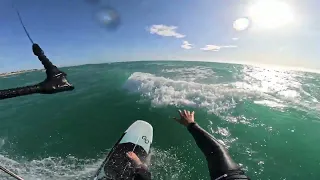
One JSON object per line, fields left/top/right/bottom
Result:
{"left": 0, "top": 138, "right": 6, "bottom": 150}
{"left": 149, "top": 148, "right": 191, "bottom": 180}
{"left": 123, "top": 72, "right": 252, "bottom": 114}
{"left": 0, "top": 155, "right": 100, "bottom": 180}
{"left": 0, "top": 147, "right": 193, "bottom": 180}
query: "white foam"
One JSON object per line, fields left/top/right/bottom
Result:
{"left": 277, "top": 90, "right": 300, "bottom": 99}
{"left": 254, "top": 100, "right": 286, "bottom": 108}
{"left": 216, "top": 127, "right": 231, "bottom": 137}
{"left": 124, "top": 68, "right": 320, "bottom": 116}
{"left": 124, "top": 70, "right": 297, "bottom": 113}
{"left": 0, "top": 155, "right": 101, "bottom": 180}
{"left": 161, "top": 66, "right": 215, "bottom": 82}
{"left": 123, "top": 72, "right": 251, "bottom": 113}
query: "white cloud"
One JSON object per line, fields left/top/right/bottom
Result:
{"left": 200, "top": 45, "right": 221, "bottom": 51}
{"left": 232, "top": 37, "right": 239, "bottom": 41}
{"left": 181, "top": 41, "right": 193, "bottom": 49}
{"left": 222, "top": 45, "right": 238, "bottom": 48}
{"left": 201, "top": 45, "right": 238, "bottom": 51}
{"left": 148, "top": 24, "right": 185, "bottom": 38}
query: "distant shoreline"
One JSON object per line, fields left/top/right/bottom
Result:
{"left": 0, "top": 69, "right": 40, "bottom": 77}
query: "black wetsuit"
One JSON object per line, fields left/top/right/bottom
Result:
{"left": 133, "top": 122, "right": 249, "bottom": 180}
{"left": 188, "top": 122, "right": 250, "bottom": 180}
{"left": 133, "top": 164, "right": 151, "bottom": 180}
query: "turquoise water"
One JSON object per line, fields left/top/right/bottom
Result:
{"left": 0, "top": 61, "right": 319, "bottom": 180}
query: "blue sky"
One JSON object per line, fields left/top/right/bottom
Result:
{"left": 0, "top": 0, "right": 319, "bottom": 72}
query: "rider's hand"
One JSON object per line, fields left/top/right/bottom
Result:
{"left": 32, "top": 43, "right": 44, "bottom": 56}
{"left": 127, "top": 151, "right": 142, "bottom": 166}
{"left": 173, "top": 110, "right": 195, "bottom": 127}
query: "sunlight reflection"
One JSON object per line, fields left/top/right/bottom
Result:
{"left": 237, "top": 66, "right": 300, "bottom": 94}
{"left": 234, "top": 65, "right": 320, "bottom": 114}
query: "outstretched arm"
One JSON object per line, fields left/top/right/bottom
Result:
{"left": 174, "top": 110, "right": 250, "bottom": 180}
{"left": 0, "top": 84, "right": 41, "bottom": 100}
{"left": 0, "top": 43, "right": 74, "bottom": 100}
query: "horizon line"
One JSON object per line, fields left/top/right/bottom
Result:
{"left": 1, "top": 59, "right": 320, "bottom": 75}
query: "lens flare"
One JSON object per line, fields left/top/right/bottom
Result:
{"left": 233, "top": 18, "right": 250, "bottom": 31}
{"left": 96, "top": 7, "right": 121, "bottom": 31}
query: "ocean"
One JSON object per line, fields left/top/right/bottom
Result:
{"left": 0, "top": 61, "right": 319, "bottom": 180}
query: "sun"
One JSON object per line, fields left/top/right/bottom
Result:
{"left": 248, "top": 0, "right": 295, "bottom": 29}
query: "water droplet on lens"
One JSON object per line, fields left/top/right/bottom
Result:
{"left": 96, "top": 6, "right": 121, "bottom": 31}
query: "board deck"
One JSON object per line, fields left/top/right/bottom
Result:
{"left": 94, "top": 120, "right": 153, "bottom": 180}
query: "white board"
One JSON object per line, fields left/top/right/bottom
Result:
{"left": 94, "top": 120, "right": 153, "bottom": 180}
{"left": 119, "top": 120, "right": 153, "bottom": 153}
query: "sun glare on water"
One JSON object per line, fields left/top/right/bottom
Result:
{"left": 234, "top": 0, "right": 295, "bottom": 31}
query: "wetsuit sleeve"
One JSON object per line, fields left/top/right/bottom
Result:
{"left": 133, "top": 164, "right": 151, "bottom": 180}
{"left": 187, "top": 123, "right": 250, "bottom": 180}
{"left": 32, "top": 44, "right": 56, "bottom": 71}
{"left": 37, "top": 55, "right": 63, "bottom": 77}
{"left": 0, "top": 84, "right": 41, "bottom": 100}
{"left": 37, "top": 55, "right": 54, "bottom": 69}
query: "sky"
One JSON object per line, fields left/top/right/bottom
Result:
{"left": 0, "top": 0, "right": 319, "bottom": 72}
